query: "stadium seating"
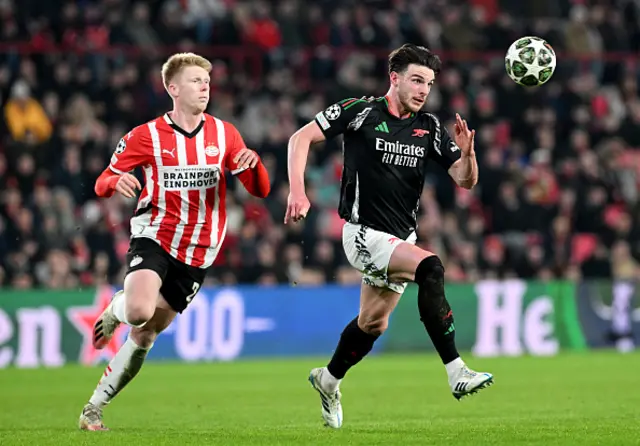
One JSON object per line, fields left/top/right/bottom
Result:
{"left": 1, "top": 0, "right": 638, "bottom": 288}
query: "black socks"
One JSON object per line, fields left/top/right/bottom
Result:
{"left": 415, "top": 256, "right": 460, "bottom": 364}
{"left": 326, "top": 254, "right": 458, "bottom": 378}
{"left": 327, "top": 317, "right": 379, "bottom": 379}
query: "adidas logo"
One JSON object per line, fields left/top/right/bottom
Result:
{"left": 375, "top": 122, "right": 389, "bottom": 133}
{"left": 454, "top": 382, "right": 468, "bottom": 392}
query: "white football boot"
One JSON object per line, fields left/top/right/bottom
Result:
{"left": 308, "top": 367, "right": 343, "bottom": 428}
{"left": 78, "top": 403, "right": 109, "bottom": 431}
{"left": 449, "top": 364, "right": 493, "bottom": 400}
{"left": 92, "top": 290, "right": 123, "bottom": 350}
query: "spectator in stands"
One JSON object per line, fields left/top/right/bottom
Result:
{"left": 0, "top": 0, "right": 639, "bottom": 288}
{"left": 4, "top": 79, "right": 52, "bottom": 144}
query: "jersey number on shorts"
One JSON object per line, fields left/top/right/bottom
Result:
{"left": 186, "top": 282, "right": 201, "bottom": 303}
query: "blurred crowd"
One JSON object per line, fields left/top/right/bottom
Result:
{"left": 1, "top": 0, "right": 639, "bottom": 289}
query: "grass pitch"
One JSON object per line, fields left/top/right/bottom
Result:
{"left": 1, "top": 351, "right": 639, "bottom": 445}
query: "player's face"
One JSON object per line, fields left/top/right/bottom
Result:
{"left": 172, "top": 65, "right": 210, "bottom": 113}
{"left": 396, "top": 64, "right": 435, "bottom": 113}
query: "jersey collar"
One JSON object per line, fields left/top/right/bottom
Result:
{"left": 381, "top": 95, "right": 416, "bottom": 120}
{"left": 164, "top": 113, "right": 205, "bottom": 139}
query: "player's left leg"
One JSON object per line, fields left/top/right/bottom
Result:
{"left": 387, "top": 242, "right": 493, "bottom": 400}
{"left": 79, "top": 297, "right": 176, "bottom": 431}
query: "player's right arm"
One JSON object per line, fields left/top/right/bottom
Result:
{"left": 94, "top": 128, "right": 149, "bottom": 198}
{"left": 285, "top": 98, "right": 370, "bottom": 224}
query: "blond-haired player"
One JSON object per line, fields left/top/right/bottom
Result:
{"left": 78, "top": 53, "right": 271, "bottom": 431}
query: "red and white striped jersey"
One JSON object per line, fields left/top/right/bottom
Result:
{"left": 109, "top": 113, "right": 247, "bottom": 268}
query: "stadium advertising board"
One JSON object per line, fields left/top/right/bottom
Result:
{"left": 0, "top": 285, "right": 365, "bottom": 368}
{"left": 385, "top": 280, "right": 588, "bottom": 356}
{"left": 0, "top": 280, "right": 636, "bottom": 368}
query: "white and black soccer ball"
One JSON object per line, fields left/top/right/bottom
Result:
{"left": 505, "top": 36, "right": 556, "bottom": 87}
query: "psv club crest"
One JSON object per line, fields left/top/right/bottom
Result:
{"left": 205, "top": 145, "right": 219, "bottom": 157}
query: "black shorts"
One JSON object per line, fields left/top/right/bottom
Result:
{"left": 125, "top": 237, "right": 206, "bottom": 313}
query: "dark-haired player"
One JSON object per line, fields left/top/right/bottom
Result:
{"left": 285, "top": 44, "right": 493, "bottom": 428}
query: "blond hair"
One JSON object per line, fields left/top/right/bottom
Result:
{"left": 161, "top": 52, "right": 212, "bottom": 89}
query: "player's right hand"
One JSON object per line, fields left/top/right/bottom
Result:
{"left": 284, "top": 191, "right": 310, "bottom": 224}
{"left": 115, "top": 173, "right": 141, "bottom": 198}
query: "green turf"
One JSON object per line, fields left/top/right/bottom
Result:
{"left": 1, "top": 351, "right": 640, "bottom": 445}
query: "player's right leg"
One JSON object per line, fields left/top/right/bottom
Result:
{"left": 309, "top": 283, "right": 400, "bottom": 428}
{"left": 79, "top": 301, "right": 176, "bottom": 431}
{"left": 309, "top": 223, "right": 405, "bottom": 428}
{"left": 92, "top": 269, "right": 161, "bottom": 349}
{"left": 93, "top": 238, "right": 168, "bottom": 349}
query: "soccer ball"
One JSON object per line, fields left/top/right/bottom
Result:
{"left": 505, "top": 36, "right": 556, "bottom": 87}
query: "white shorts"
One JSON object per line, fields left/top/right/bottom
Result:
{"left": 342, "top": 222, "right": 417, "bottom": 294}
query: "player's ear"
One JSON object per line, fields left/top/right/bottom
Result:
{"left": 389, "top": 71, "right": 400, "bottom": 87}
{"left": 167, "top": 82, "right": 179, "bottom": 98}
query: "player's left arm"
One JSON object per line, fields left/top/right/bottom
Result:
{"left": 225, "top": 123, "right": 271, "bottom": 198}
{"left": 428, "top": 113, "right": 478, "bottom": 190}
{"left": 447, "top": 113, "right": 478, "bottom": 189}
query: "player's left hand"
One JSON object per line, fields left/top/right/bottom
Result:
{"left": 233, "top": 148, "right": 260, "bottom": 172}
{"left": 453, "top": 113, "right": 476, "bottom": 156}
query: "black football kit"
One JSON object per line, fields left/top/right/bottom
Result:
{"left": 314, "top": 96, "right": 461, "bottom": 239}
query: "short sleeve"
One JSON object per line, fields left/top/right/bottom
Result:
{"left": 426, "top": 115, "right": 462, "bottom": 170}
{"left": 109, "top": 126, "right": 152, "bottom": 174}
{"left": 314, "top": 98, "right": 373, "bottom": 140}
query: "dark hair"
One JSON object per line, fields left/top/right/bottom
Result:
{"left": 388, "top": 44, "right": 442, "bottom": 75}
